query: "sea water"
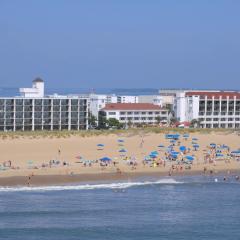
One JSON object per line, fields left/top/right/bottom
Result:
{"left": 0, "top": 175, "right": 239, "bottom": 240}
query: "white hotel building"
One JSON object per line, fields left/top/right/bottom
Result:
{"left": 0, "top": 79, "right": 89, "bottom": 131}
{"left": 174, "top": 91, "right": 240, "bottom": 128}
{"left": 100, "top": 103, "right": 169, "bottom": 125}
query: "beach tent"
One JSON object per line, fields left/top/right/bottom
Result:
{"left": 100, "top": 157, "right": 112, "bottom": 162}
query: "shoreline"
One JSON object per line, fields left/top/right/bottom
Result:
{"left": 0, "top": 168, "right": 239, "bottom": 187}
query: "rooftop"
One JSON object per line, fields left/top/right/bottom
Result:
{"left": 186, "top": 91, "right": 240, "bottom": 99}
{"left": 102, "top": 103, "right": 164, "bottom": 111}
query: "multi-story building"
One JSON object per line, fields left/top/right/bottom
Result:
{"left": 100, "top": 103, "right": 169, "bottom": 126}
{"left": 117, "top": 96, "right": 138, "bottom": 103}
{"left": 138, "top": 95, "right": 162, "bottom": 106}
{"left": 89, "top": 94, "right": 118, "bottom": 119}
{"left": 0, "top": 79, "right": 89, "bottom": 131}
{"left": 174, "top": 91, "right": 240, "bottom": 128}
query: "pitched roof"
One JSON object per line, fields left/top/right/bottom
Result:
{"left": 186, "top": 91, "right": 240, "bottom": 99}
{"left": 102, "top": 103, "right": 164, "bottom": 111}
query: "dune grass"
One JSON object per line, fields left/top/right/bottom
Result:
{"left": 0, "top": 127, "right": 238, "bottom": 140}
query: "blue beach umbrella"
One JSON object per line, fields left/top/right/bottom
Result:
{"left": 185, "top": 155, "right": 194, "bottom": 161}
{"left": 192, "top": 137, "right": 198, "bottom": 141}
{"left": 158, "top": 144, "right": 165, "bottom": 148}
{"left": 192, "top": 144, "right": 199, "bottom": 151}
{"left": 179, "top": 146, "right": 187, "bottom": 152}
{"left": 216, "top": 153, "right": 224, "bottom": 157}
{"left": 151, "top": 151, "right": 158, "bottom": 155}
{"left": 210, "top": 143, "right": 216, "bottom": 148}
{"left": 149, "top": 154, "right": 157, "bottom": 159}
{"left": 118, "top": 139, "right": 124, "bottom": 143}
{"left": 119, "top": 149, "right": 127, "bottom": 153}
{"left": 100, "top": 157, "right": 112, "bottom": 162}
{"left": 183, "top": 134, "right": 189, "bottom": 138}
{"left": 97, "top": 144, "right": 105, "bottom": 147}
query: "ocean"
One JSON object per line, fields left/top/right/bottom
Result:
{"left": 0, "top": 175, "right": 239, "bottom": 240}
{"left": 0, "top": 87, "right": 159, "bottom": 97}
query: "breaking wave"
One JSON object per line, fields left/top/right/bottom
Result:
{"left": 0, "top": 178, "right": 182, "bottom": 192}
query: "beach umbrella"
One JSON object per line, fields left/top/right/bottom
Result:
{"left": 75, "top": 156, "right": 82, "bottom": 159}
{"left": 100, "top": 157, "right": 112, "bottom": 162}
{"left": 192, "top": 137, "right": 198, "bottom": 141}
{"left": 179, "top": 146, "right": 187, "bottom": 152}
{"left": 192, "top": 144, "right": 199, "bottom": 151}
{"left": 119, "top": 149, "right": 127, "bottom": 153}
{"left": 118, "top": 139, "right": 124, "bottom": 143}
{"left": 183, "top": 134, "right": 189, "bottom": 138}
{"left": 216, "top": 153, "right": 224, "bottom": 157}
{"left": 150, "top": 151, "right": 159, "bottom": 155}
{"left": 210, "top": 143, "right": 216, "bottom": 148}
{"left": 158, "top": 144, "right": 165, "bottom": 148}
{"left": 185, "top": 155, "right": 194, "bottom": 161}
{"left": 170, "top": 139, "right": 176, "bottom": 144}
{"left": 97, "top": 144, "right": 104, "bottom": 147}
{"left": 149, "top": 154, "right": 157, "bottom": 158}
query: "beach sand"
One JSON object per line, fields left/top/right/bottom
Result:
{"left": 0, "top": 130, "right": 239, "bottom": 186}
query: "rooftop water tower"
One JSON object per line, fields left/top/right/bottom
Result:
{"left": 19, "top": 77, "right": 45, "bottom": 97}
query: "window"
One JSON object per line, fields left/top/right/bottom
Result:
{"left": 120, "top": 112, "right": 126, "bottom": 115}
{"left": 148, "top": 112, "right": 153, "bottom": 115}
{"left": 127, "top": 112, "right": 132, "bottom": 115}
{"left": 108, "top": 112, "right": 116, "bottom": 115}
{"left": 120, "top": 117, "right": 125, "bottom": 120}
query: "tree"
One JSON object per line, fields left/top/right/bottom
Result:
{"left": 155, "top": 116, "right": 161, "bottom": 125}
{"left": 107, "top": 118, "right": 124, "bottom": 129}
{"left": 170, "top": 117, "right": 177, "bottom": 125}
{"left": 191, "top": 119, "right": 201, "bottom": 128}
{"left": 88, "top": 114, "right": 97, "bottom": 129}
{"left": 98, "top": 115, "right": 108, "bottom": 129}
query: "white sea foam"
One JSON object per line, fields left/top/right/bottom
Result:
{"left": 0, "top": 178, "right": 183, "bottom": 192}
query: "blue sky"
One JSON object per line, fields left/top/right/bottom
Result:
{"left": 0, "top": 0, "right": 239, "bottom": 89}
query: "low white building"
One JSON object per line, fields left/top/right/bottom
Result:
{"left": 100, "top": 103, "right": 169, "bottom": 126}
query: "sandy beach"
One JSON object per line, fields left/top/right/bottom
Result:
{"left": 0, "top": 130, "right": 239, "bottom": 186}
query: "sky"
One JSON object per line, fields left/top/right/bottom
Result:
{"left": 0, "top": 0, "right": 240, "bottom": 90}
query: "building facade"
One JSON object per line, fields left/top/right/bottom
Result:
{"left": 0, "top": 79, "right": 89, "bottom": 131}
{"left": 174, "top": 91, "right": 240, "bottom": 128}
{"left": 100, "top": 103, "right": 169, "bottom": 125}
{"left": 0, "top": 96, "right": 88, "bottom": 131}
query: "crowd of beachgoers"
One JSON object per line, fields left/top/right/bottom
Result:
{"left": 0, "top": 130, "right": 239, "bottom": 186}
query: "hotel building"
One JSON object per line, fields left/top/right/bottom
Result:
{"left": 100, "top": 103, "right": 169, "bottom": 125}
{"left": 174, "top": 91, "right": 240, "bottom": 128}
{"left": 0, "top": 79, "right": 89, "bottom": 131}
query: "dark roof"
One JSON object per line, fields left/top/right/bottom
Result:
{"left": 102, "top": 103, "right": 164, "bottom": 111}
{"left": 186, "top": 91, "right": 240, "bottom": 99}
{"left": 32, "top": 77, "right": 44, "bottom": 83}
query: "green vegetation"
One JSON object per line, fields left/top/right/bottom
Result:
{"left": 0, "top": 127, "right": 238, "bottom": 140}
